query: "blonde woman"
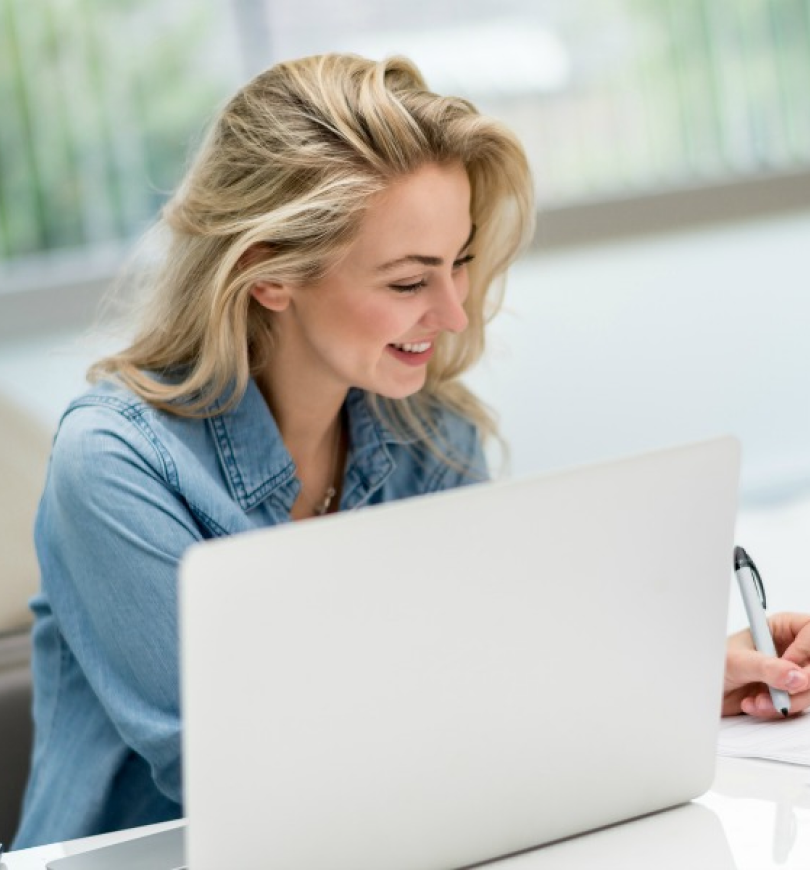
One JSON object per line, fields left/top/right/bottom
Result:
{"left": 15, "top": 53, "right": 533, "bottom": 847}
{"left": 14, "top": 52, "right": 810, "bottom": 850}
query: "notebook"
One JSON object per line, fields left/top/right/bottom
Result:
{"left": 48, "top": 436, "right": 740, "bottom": 870}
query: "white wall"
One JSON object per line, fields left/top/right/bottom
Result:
{"left": 468, "top": 210, "right": 810, "bottom": 501}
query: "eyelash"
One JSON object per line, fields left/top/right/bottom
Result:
{"left": 389, "top": 254, "right": 475, "bottom": 295}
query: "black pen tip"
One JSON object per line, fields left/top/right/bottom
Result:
{"left": 781, "top": 708, "right": 789, "bottom": 718}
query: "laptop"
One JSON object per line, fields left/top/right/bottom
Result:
{"left": 48, "top": 436, "right": 740, "bottom": 870}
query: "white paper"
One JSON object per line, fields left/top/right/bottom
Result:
{"left": 718, "top": 712, "right": 810, "bottom": 766}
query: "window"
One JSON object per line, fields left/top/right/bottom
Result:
{"left": 0, "top": 0, "right": 241, "bottom": 261}
{"left": 2, "top": 0, "right": 808, "bottom": 266}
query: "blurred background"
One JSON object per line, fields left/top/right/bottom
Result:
{"left": 1, "top": 0, "right": 809, "bottom": 626}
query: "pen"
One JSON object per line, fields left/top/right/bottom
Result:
{"left": 734, "top": 545, "right": 791, "bottom": 717}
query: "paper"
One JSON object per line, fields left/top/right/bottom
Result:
{"left": 718, "top": 712, "right": 810, "bottom": 766}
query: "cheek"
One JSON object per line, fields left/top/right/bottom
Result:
{"left": 350, "top": 301, "right": 416, "bottom": 345}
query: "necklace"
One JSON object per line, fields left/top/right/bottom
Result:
{"left": 302, "top": 418, "right": 343, "bottom": 517}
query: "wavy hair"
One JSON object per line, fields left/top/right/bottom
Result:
{"left": 91, "top": 53, "right": 535, "bottom": 450}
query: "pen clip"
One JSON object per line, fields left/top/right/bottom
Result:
{"left": 750, "top": 560, "right": 767, "bottom": 609}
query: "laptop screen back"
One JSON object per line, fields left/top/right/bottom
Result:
{"left": 180, "top": 437, "right": 739, "bottom": 870}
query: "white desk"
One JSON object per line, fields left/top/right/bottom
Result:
{"left": 4, "top": 756, "right": 810, "bottom": 869}
{"left": 0, "top": 820, "right": 185, "bottom": 870}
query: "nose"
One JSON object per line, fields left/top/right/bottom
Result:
{"left": 425, "top": 275, "right": 469, "bottom": 334}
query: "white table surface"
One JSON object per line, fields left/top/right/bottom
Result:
{"left": 0, "top": 819, "right": 185, "bottom": 870}
{"left": 4, "top": 756, "right": 810, "bottom": 869}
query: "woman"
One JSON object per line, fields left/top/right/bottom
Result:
{"left": 14, "top": 53, "right": 810, "bottom": 848}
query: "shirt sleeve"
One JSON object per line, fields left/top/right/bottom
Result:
{"left": 35, "top": 403, "right": 203, "bottom": 804}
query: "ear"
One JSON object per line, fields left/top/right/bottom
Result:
{"left": 250, "top": 280, "right": 291, "bottom": 312}
{"left": 239, "top": 243, "right": 292, "bottom": 312}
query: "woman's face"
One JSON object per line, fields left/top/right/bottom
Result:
{"left": 257, "top": 162, "right": 474, "bottom": 403}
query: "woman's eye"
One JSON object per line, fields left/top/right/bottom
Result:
{"left": 390, "top": 280, "right": 427, "bottom": 294}
{"left": 388, "top": 254, "right": 474, "bottom": 293}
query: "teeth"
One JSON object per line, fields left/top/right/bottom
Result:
{"left": 394, "top": 341, "right": 431, "bottom": 353}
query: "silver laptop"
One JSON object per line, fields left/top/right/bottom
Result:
{"left": 48, "top": 437, "right": 740, "bottom": 870}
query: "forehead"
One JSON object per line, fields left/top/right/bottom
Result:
{"left": 349, "top": 163, "right": 472, "bottom": 264}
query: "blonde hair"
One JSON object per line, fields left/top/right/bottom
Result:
{"left": 91, "top": 53, "right": 535, "bottom": 451}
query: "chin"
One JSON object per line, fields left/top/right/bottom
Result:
{"left": 375, "top": 386, "right": 423, "bottom": 402}
{"left": 360, "top": 360, "right": 428, "bottom": 401}
{"left": 373, "top": 377, "right": 426, "bottom": 401}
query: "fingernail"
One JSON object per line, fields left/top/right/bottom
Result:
{"left": 785, "top": 670, "right": 808, "bottom": 691}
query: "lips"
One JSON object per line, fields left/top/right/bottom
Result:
{"left": 387, "top": 340, "right": 436, "bottom": 367}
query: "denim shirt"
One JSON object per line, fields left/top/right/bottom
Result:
{"left": 13, "top": 378, "right": 486, "bottom": 849}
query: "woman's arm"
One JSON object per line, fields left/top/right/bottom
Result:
{"left": 37, "top": 405, "right": 205, "bottom": 803}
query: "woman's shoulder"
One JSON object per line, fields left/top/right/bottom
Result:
{"left": 53, "top": 377, "right": 209, "bottom": 481}
{"left": 59, "top": 376, "right": 216, "bottom": 434}
{"left": 48, "top": 380, "right": 167, "bottom": 478}
{"left": 56, "top": 378, "right": 165, "bottom": 446}
{"left": 51, "top": 376, "right": 281, "bottom": 495}
{"left": 63, "top": 377, "right": 152, "bottom": 418}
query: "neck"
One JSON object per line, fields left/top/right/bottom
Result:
{"left": 255, "top": 367, "right": 346, "bottom": 456}
{"left": 254, "top": 366, "right": 347, "bottom": 520}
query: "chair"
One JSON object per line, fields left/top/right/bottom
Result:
{"left": 0, "top": 631, "right": 34, "bottom": 848}
{"left": 0, "top": 391, "right": 52, "bottom": 847}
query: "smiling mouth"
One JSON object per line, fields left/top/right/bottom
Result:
{"left": 390, "top": 341, "right": 432, "bottom": 353}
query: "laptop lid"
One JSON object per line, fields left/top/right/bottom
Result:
{"left": 180, "top": 437, "right": 739, "bottom": 870}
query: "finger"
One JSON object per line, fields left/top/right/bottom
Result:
{"left": 726, "top": 627, "right": 755, "bottom": 652}
{"left": 742, "top": 685, "right": 810, "bottom": 718}
{"left": 722, "top": 687, "right": 755, "bottom": 717}
{"left": 740, "top": 688, "right": 797, "bottom": 719}
{"left": 740, "top": 693, "right": 774, "bottom": 718}
{"left": 725, "top": 648, "right": 810, "bottom": 694}
{"left": 726, "top": 648, "right": 783, "bottom": 685}
{"left": 774, "top": 614, "right": 810, "bottom": 664}
{"left": 782, "top": 624, "right": 810, "bottom": 665}
{"left": 783, "top": 688, "right": 810, "bottom": 715}
{"left": 740, "top": 692, "right": 783, "bottom": 719}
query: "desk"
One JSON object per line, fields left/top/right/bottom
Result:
{"left": 0, "top": 820, "right": 185, "bottom": 870}
{"left": 4, "top": 757, "right": 810, "bottom": 869}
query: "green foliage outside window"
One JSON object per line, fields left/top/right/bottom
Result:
{"left": 0, "top": 0, "right": 237, "bottom": 261}
{"left": 1, "top": 0, "right": 808, "bottom": 264}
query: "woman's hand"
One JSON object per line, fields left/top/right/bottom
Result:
{"left": 724, "top": 612, "right": 810, "bottom": 717}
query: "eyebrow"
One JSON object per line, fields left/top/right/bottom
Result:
{"left": 375, "top": 224, "right": 477, "bottom": 273}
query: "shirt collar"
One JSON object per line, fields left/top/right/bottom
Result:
{"left": 207, "top": 379, "right": 293, "bottom": 511}
{"left": 207, "top": 381, "right": 415, "bottom": 512}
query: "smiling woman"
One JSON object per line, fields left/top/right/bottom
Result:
{"left": 12, "top": 53, "right": 535, "bottom": 848}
